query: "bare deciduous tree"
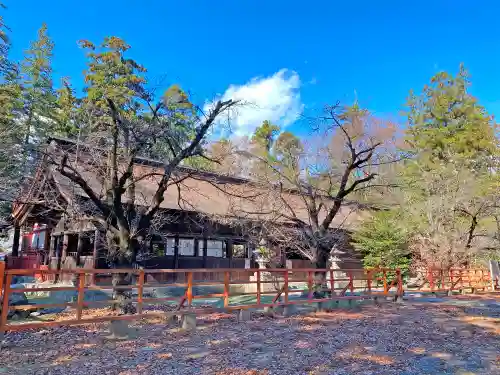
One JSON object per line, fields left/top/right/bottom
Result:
{"left": 227, "top": 104, "right": 399, "bottom": 282}
{"left": 41, "top": 95, "right": 237, "bottom": 311}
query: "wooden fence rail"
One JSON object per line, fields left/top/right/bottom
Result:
{"left": 0, "top": 264, "right": 403, "bottom": 334}
{"left": 1, "top": 264, "right": 496, "bottom": 336}
{"left": 411, "top": 268, "right": 495, "bottom": 293}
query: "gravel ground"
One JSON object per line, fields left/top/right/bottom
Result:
{"left": 0, "top": 298, "right": 499, "bottom": 375}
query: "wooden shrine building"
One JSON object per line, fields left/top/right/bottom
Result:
{"left": 9, "top": 137, "right": 366, "bottom": 273}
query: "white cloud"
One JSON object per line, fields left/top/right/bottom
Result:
{"left": 205, "top": 69, "right": 303, "bottom": 137}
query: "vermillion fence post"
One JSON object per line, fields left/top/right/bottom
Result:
{"left": 429, "top": 269, "right": 434, "bottom": 290}
{"left": 440, "top": 270, "right": 445, "bottom": 290}
{"left": 76, "top": 271, "right": 85, "bottom": 320}
{"left": 0, "top": 273, "right": 12, "bottom": 340}
{"left": 224, "top": 271, "right": 229, "bottom": 308}
{"left": 383, "top": 270, "right": 388, "bottom": 295}
{"left": 137, "top": 270, "right": 145, "bottom": 314}
{"left": 187, "top": 271, "right": 193, "bottom": 308}
{"left": 349, "top": 271, "right": 354, "bottom": 294}
{"left": 284, "top": 270, "right": 289, "bottom": 304}
{"left": 256, "top": 269, "right": 261, "bottom": 305}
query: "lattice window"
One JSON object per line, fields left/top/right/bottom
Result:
{"left": 179, "top": 238, "right": 195, "bottom": 256}
{"left": 207, "top": 240, "right": 225, "bottom": 258}
{"left": 165, "top": 238, "right": 175, "bottom": 256}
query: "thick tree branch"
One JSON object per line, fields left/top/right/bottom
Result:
{"left": 55, "top": 154, "right": 111, "bottom": 217}
{"left": 143, "top": 99, "right": 237, "bottom": 220}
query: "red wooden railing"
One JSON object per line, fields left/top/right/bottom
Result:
{"left": 410, "top": 267, "right": 494, "bottom": 293}
{"left": 0, "top": 264, "right": 403, "bottom": 334}
{"left": 1, "top": 264, "right": 495, "bottom": 336}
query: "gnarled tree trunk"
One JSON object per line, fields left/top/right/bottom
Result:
{"left": 312, "top": 244, "right": 330, "bottom": 298}
{"left": 109, "top": 234, "right": 138, "bottom": 315}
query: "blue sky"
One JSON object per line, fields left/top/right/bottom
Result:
{"left": 6, "top": 0, "right": 500, "bottom": 135}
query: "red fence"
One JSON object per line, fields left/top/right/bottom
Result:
{"left": 0, "top": 264, "right": 403, "bottom": 334}
{"left": 410, "top": 267, "right": 496, "bottom": 292}
{"left": 1, "top": 264, "right": 497, "bottom": 336}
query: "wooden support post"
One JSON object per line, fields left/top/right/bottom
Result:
{"left": 11, "top": 225, "right": 20, "bottom": 257}
{"left": 256, "top": 269, "right": 261, "bottom": 305}
{"left": 227, "top": 239, "right": 233, "bottom": 268}
{"left": 0, "top": 274, "right": 12, "bottom": 340}
{"left": 173, "top": 236, "right": 180, "bottom": 270}
{"left": 54, "top": 235, "right": 65, "bottom": 283}
{"left": 41, "top": 227, "right": 51, "bottom": 265}
{"left": 137, "top": 269, "right": 145, "bottom": 314}
{"left": 91, "top": 231, "right": 100, "bottom": 285}
{"left": 383, "top": 270, "right": 388, "bottom": 295}
{"left": 62, "top": 233, "right": 69, "bottom": 261}
{"left": 187, "top": 272, "right": 193, "bottom": 307}
{"left": 202, "top": 238, "right": 207, "bottom": 268}
{"left": 429, "top": 269, "right": 434, "bottom": 290}
{"left": 76, "top": 271, "right": 85, "bottom": 320}
{"left": 194, "top": 238, "right": 200, "bottom": 257}
{"left": 76, "top": 232, "right": 83, "bottom": 266}
{"left": 48, "top": 235, "right": 56, "bottom": 265}
{"left": 223, "top": 271, "right": 230, "bottom": 308}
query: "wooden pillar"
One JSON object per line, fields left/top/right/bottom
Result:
{"left": 54, "top": 236, "right": 64, "bottom": 283}
{"left": 43, "top": 228, "right": 51, "bottom": 252}
{"left": 173, "top": 236, "right": 180, "bottom": 282}
{"left": 245, "top": 243, "right": 251, "bottom": 262}
{"left": 62, "top": 233, "right": 69, "bottom": 261}
{"left": 173, "top": 235, "right": 179, "bottom": 269}
{"left": 194, "top": 238, "right": 200, "bottom": 258}
{"left": 202, "top": 238, "right": 208, "bottom": 268}
{"left": 76, "top": 232, "right": 83, "bottom": 266}
{"left": 226, "top": 239, "right": 233, "bottom": 268}
{"left": 11, "top": 225, "right": 20, "bottom": 257}
{"left": 47, "top": 235, "right": 56, "bottom": 266}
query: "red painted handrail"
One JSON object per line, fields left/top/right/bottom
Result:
{"left": 0, "top": 263, "right": 403, "bottom": 335}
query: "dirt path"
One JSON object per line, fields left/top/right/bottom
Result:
{"left": 1, "top": 300, "right": 499, "bottom": 375}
